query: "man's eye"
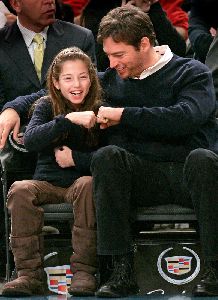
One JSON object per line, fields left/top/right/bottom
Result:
{"left": 116, "top": 53, "right": 124, "bottom": 56}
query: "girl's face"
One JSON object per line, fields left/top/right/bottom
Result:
{"left": 53, "top": 59, "right": 91, "bottom": 109}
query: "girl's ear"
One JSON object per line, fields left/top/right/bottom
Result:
{"left": 53, "top": 78, "right": 60, "bottom": 90}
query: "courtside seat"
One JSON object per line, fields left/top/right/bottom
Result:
{"left": 136, "top": 205, "right": 196, "bottom": 222}
{"left": 42, "top": 203, "right": 74, "bottom": 222}
{"left": 42, "top": 203, "right": 196, "bottom": 224}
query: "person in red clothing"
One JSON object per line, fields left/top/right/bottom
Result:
{"left": 126, "top": 0, "right": 188, "bottom": 40}
{"left": 62, "top": 0, "right": 89, "bottom": 16}
{"left": 159, "top": 0, "right": 188, "bottom": 40}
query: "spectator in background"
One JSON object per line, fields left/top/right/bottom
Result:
{"left": 55, "top": 0, "right": 75, "bottom": 23}
{"left": 0, "top": 0, "right": 96, "bottom": 109}
{"left": 188, "top": 0, "right": 218, "bottom": 63}
{"left": 62, "top": 0, "right": 89, "bottom": 17}
{"left": 0, "top": 0, "right": 16, "bottom": 28}
{"left": 159, "top": 0, "right": 188, "bottom": 41}
{"left": 205, "top": 29, "right": 218, "bottom": 116}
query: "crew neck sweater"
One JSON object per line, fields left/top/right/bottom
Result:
{"left": 99, "top": 55, "right": 217, "bottom": 162}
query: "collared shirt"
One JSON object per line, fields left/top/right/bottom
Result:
{"left": 17, "top": 18, "right": 48, "bottom": 63}
{"left": 132, "top": 45, "right": 173, "bottom": 80}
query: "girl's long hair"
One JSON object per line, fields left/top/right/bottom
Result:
{"left": 45, "top": 47, "right": 103, "bottom": 147}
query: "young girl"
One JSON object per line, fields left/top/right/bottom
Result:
{"left": 2, "top": 47, "right": 102, "bottom": 297}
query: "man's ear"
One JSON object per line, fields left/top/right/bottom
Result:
{"left": 140, "top": 37, "right": 150, "bottom": 52}
{"left": 10, "top": 0, "right": 21, "bottom": 14}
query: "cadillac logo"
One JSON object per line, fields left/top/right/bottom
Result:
{"left": 157, "top": 247, "right": 200, "bottom": 285}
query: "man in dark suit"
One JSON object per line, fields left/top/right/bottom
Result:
{"left": 0, "top": 0, "right": 96, "bottom": 110}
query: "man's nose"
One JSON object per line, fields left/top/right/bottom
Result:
{"left": 109, "top": 57, "right": 118, "bottom": 69}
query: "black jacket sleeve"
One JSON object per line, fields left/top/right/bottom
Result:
{"left": 149, "top": 2, "right": 187, "bottom": 57}
{"left": 2, "top": 89, "right": 47, "bottom": 124}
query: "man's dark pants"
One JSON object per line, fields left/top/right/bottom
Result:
{"left": 91, "top": 145, "right": 193, "bottom": 256}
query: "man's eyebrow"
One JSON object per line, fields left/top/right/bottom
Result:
{"left": 103, "top": 50, "right": 125, "bottom": 55}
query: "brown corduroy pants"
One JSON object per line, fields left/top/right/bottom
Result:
{"left": 7, "top": 176, "right": 97, "bottom": 278}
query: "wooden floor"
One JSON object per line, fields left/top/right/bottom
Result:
{"left": 0, "top": 277, "right": 217, "bottom": 300}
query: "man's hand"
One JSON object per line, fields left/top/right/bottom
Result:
{"left": 54, "top": 146, "right": 75, "bottom": 168}
{"left": 5, "top": 13, "right": 17, "bottom": 25}
{"left": 0, "top": 109, "right": 20, "bottom": 149}
{"left": 65, "top": 111, "right": 97, "bottom": 129}
{"left": 97, "top": 106, "right": 124, "bottom": 129}
{"left": 122, "top": 0, "right": 158, "bottom": 12}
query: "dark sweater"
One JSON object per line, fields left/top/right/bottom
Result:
{"left": 24, "top": 98, "right": 96, "bottom": 187}
{"left": 99, "top": 55, "right": 217, "bottom": 162}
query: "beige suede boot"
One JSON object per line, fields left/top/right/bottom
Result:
{"left": 2, "top": 235, "right": 47, "bottom": 297}
{"left": 68, "top": 226, "right": 97, "bottom": 296}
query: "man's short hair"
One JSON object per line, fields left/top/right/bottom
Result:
{"left": 97, "top": 5, "right": 156, "bottom": 49}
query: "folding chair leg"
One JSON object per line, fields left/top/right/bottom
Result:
{"left": 1, "top": 166, "right": 11, "bottom": 282}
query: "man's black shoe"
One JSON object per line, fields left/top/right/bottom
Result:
{"left": 96, "top": 254, "right": 139, "bottom": 298}
{"left": 98, "top": 255, "right": 113, "bottom": 287}
{"left": 192, "top": 266, "right": 218, "bottom": 297}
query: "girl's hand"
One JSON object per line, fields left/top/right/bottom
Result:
{"left": 65, "top": 111, "right": 97, "bottom": 129}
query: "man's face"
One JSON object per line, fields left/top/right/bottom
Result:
{"left": 103, "top": 37, "right": 148, "bottom": 79}
{"left": 11, "top": 0, "right": 56, "bottom": 32}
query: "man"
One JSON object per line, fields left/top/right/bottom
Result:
{"left": 0, "top": 5, "right": 217, "bottom": 298}
{"left": 0, "top": 0, "right": 96, "bottom": 109}
{"left": 92, "top": 5, "right": 217, "bottom": 298}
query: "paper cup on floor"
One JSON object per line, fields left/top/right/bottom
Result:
{"left": 44, "top": 265, "right": 73, "bottom": 295}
